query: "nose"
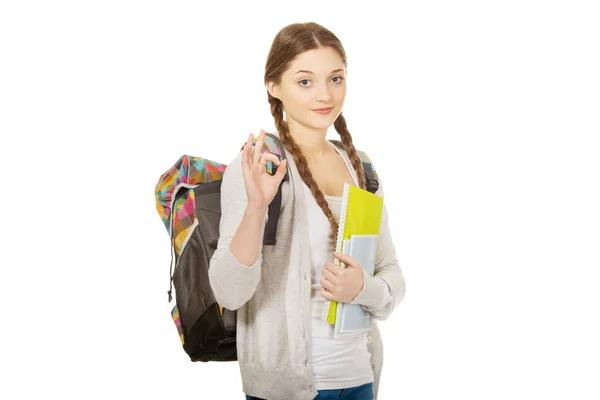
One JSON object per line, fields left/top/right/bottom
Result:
{"left": 315, "top": 83, "right": 332, "bottom": 103}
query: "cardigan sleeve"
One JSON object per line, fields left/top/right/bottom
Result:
{"left": 349, "top": 176, "right": 407, "bottom": 320}
{"left": 208, "top": 150, "right": 268, "bottom": 311}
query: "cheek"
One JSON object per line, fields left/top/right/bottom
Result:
{"left": 293, "top": 90, "right": 314, "bottom": 109}
{"left": 333, "top": 86, "right": 346, "bottom": 102}
{"left": 281, "top": 89, "right": 306, "bottom": 111}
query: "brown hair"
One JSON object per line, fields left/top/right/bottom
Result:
{"left": 264, "top": 22, "right": 366, "bottom": 251}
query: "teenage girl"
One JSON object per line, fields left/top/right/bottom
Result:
{"left": 208, "top": 22, "right": 406, "bottom": 400}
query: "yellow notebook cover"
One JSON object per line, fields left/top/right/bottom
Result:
{"left": 322, "top": 182, "right": 384, "bottom": 324}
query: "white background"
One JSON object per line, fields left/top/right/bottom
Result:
{"left": 1, "top": 1, "right": 599, "bottom": 399}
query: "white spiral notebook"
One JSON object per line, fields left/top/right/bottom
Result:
{"left": 333, "top": 234, "right": 378, "bottom": 338}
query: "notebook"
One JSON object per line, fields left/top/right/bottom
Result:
{"left": 333, "top": 235, "right": 379, "bottom": 337}
{"left": 322, "top": 182, "right": 384, "bottom": 325}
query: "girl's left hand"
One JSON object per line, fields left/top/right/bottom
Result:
{"left": 320, "top": 252, "right": 364, "bottom": 304}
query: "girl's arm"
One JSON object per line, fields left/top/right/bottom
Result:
{"left": 208, "top": 150, "right": 268, "bottom": 311}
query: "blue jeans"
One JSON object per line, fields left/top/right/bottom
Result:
{"left": 245, "top": 381, "right": 374, "bottom": 399}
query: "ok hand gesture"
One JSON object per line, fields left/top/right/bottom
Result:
{"left": 241, "top": 129, "right": 287, "bottom": 211}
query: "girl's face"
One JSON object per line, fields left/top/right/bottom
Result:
{"left": 267, "top": 47, "right": 347, "bottom": 131}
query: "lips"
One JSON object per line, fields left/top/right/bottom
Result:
{"left": 312, "top": 107, "right": 333, "bottom": 112}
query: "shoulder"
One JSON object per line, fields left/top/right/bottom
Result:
{"left": 222, "top": 150, "right": 244, "bottom": 187}
{"left": 330, "top": 139, "right": 377, "bottom": 171}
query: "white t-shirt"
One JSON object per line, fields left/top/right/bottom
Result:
{"left": 302, "top": 141, "right": 374, "bottom": 390}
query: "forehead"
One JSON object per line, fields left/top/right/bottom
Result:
{"left": 285, "top": 47, "right": 345, "bottom": 76}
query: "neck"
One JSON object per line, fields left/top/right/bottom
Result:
{"left": 285, "top": 120, "right": 331, "bottom": 161}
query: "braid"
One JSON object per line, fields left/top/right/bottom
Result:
{"left": 268, "top": 95, "right": 340, "bottom": 250}
{"left": 334, "top": 113, "right": 367, "bottom": 191}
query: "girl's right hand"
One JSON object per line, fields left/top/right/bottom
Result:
{"left": 241, "top": 129, "right": 288, "bottom": 211}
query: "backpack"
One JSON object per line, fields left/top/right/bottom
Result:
{"left": 154, "top": 133, "right": 380, "bottom": 362}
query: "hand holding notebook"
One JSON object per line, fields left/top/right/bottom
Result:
{"left": 322, "top": 182, "right": 384, "bottom": 326}
{"left": 320, "top": 250, "right": 366, "bottom": 304}
{"left": 333, "top": 234, "right": 379, "bottom": 337}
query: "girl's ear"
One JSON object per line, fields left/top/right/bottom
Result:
{"left": 265, "top": 80, "right": 280, "bottom": 100}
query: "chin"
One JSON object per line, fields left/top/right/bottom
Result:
{"left": 310, "top": 119, "right": 334, "bottom": 130}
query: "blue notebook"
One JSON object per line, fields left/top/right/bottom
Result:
{"left": 333, "top": 234, "right": 378, "bottom": 338}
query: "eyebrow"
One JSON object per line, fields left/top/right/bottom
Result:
{"left": 294, "top": 68, "right": 345, "bottom": 75}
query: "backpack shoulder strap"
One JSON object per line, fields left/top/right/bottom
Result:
{"left": 328, "top": 139, "right": 379, "bottom": 194}
{"left": 263, "top": 133, "right": 289, "bottom": 182}
{"left": 240, "top": 133, "right": 289, "bottom": 182}
{"left": 262, "top": 133, "right": 288, "bottom": 245}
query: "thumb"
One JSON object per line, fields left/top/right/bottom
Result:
{"left": 274, "top": 159, "right": 287, "bottom": 182}
{"left": 335, "top": 252, "right": 357, "bottom": 268}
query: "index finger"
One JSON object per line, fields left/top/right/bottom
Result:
{"left": 242, "top": 133, "right": 253, "bottom": 172}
